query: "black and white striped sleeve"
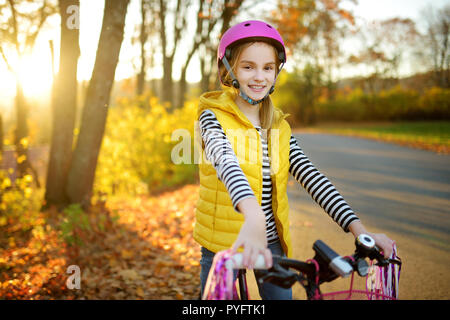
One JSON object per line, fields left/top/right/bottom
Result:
{"left": 199, "top": 109, "right": 256, "bottom": 212}
{"left": 288, "top": 135, "right": 360, "bottom": 232}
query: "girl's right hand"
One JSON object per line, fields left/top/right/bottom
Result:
{"left": 231, "top": 197, "right": 272, "bottom": 269}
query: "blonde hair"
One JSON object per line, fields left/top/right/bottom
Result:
{"left": 219, "top": 41, "right": 281, "bottom": 133}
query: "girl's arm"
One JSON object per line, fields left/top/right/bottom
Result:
{"left": 288, "top": 134, "right": 359, "bottom": 231}
{"left": 289, "top": 135, "right": 394, "bottom": 257}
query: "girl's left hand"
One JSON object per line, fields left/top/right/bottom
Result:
{"left": 349, "top": 221, "right": 395, "bottom": 258}
{"left": 365, "top": 232, "right": 395, "bottom": 258}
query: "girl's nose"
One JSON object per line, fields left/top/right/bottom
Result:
{"left": 254, "top": 68, "right": 264, "bottom": 81}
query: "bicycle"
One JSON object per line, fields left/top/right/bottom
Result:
{"left": 202, "top": 234, "right": 402, "bottom": 300}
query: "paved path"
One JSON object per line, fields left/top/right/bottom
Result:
{"left": 290, "top": 133, "right": 450, "bottom": 252}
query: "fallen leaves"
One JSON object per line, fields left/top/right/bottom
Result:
{"left": 0, "top": 184, "right": 202, "bottom": 299}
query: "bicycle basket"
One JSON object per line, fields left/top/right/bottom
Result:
{"left": 321, "top": 287, "right": 397, "bottom": 300}
{"left": 310, "top": 251, "right": 401, "bottom": 300}
{"left": 316, "top": 272, "right": 397, "bottom": 300}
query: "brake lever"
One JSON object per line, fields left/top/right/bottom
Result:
{"left": 371, "top": 246, "right": 402, "bottom": 267}
{"left": 388, "top": 258, "right": 402, "bottom": 266}
{"left": 257, "top": 264, "right": 299, "bottom": 289}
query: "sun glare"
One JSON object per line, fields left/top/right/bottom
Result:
{"left": 17, "top": 48, "right": 54, "bottom": 99}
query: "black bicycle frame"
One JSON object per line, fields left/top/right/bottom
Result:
{"left": 237, "top": 269, "right": 249, "bottom": 300}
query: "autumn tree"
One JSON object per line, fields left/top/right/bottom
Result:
{"left": 179, "top": 0, "right": 246, "bottom": 106}
{"left": 0, "top": 0, "right": 57, "bottom": 183}
{"left": 421, "top": 4, "right": 450, "bottom": 88}
{"left": 270, "top": 0, "right": 356, "bottom": 124}
{"left": 155, "top": 0, "right": 189, "bottom": 108}
{"left": 177, "top": 0, "right": 219, "bottom": 109}
{"left": 65, "top": 0, "right": 130, "bottom": 208}
{"left": 45, "top": 0, "right": 80, "bottom": 207}
{"left": 134, "top": 0, "right": 156, "bottom": 97}
{"left": 348, "top": 17, "right": 419, "bottom": 94}
{"left": 197, "top": 0, "right": 246, "bottom": 93}
{"left": 133, "top": 0, "right": 245, "bottom": 109}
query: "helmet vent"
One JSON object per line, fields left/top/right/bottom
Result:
{"left": 266, "top": 24, "right": 272, "bottom": 28}
{"left": 244, "top": 23, "right": 251, "bottom": 26}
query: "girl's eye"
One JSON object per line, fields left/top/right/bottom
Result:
{"left": 265, "top": 66, "right": 274, "bottom": 71}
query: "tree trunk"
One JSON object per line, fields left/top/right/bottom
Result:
{"left": 66, "top": 0, "right": 129, "bottom": 208}
{"left": 136, "top": 0, "right": 148, "bottom": 96}
{"left": 177, "top": 67, "right": 188, "bottom": 110}
{"left": 162, "top": 55, "right": 174, "bottom": 107}
{"left": 44, "top": 0, "right": 80, "bottom": 208}
{"left": 177, "top": 48, "right": 197, "bottom": 109}
{"left": 14, "top": 79, "right": 29, "bottom": 178}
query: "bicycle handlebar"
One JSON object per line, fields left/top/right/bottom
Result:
{"left": 227, "top": 234, "right": 401, "bottom": 279}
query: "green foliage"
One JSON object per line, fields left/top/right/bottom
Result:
{"left": 94, "top": 94, "right": 198, "bottom": 197}
{"left": 58, "top": 203, "right": 91, "bottom": 247}
{"left": 276, "top": 76, "right": 450, "bottom": 123}
{"left": 273, "top": 68, "right": 449, "bottom": 124}
{"left": 273, "top": 66, "right": 323, "bottom": 125}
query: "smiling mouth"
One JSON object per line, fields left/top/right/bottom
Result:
{"left": 248, "top": 84, "right": 266, "bottom": 92}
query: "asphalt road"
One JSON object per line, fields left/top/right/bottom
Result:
{"left": 284, "top": 133, "right": 450, "bottom": 299}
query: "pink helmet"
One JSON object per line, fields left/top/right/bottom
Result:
{"left": 218, "top": 20, "right": 286, "bottom": 70}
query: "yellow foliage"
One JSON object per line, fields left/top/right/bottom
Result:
{"left": 0, "top": 169, "right": 43, "bottom": 234}
{"left": 94, "top": 94, "right": 198, "bottom": 197}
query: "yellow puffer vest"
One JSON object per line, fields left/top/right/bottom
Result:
{"left": 193, "top": 88, "right": 293, "bottom": 257}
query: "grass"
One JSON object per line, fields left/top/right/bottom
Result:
{"left": 294, "top": 121, "right": 450, "bottom": 154}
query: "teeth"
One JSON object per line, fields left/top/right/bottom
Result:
{"left": 249, "top": 85, "right": 264, "bottom": 89}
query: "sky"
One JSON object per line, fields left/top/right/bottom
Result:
{"left": 0, "top": 0, "right": 448, "bottom": 109}
{"left": 350, "top": 0, "right": 448, "bottom": 26}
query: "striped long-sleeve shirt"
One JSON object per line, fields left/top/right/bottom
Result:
{"left": 199, "top": 109, "right": 359, "bottom": 243}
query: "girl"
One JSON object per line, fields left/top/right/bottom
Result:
{"left": 194, "top": 20, "right": 394, "bottom": 299}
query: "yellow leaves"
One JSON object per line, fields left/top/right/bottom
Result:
{"left": 140, "top": 249, "right": 153, "bottom": 258}
{"left": 108, "top": 258, "right": 119, "bottom": 268}
{"left": 2, "top": 177, "right": 12, "bottom": 189}
{"left": 95, "top": 94, "right": 198, "bottom": 198}
{"left": 120, "top": 249, "right": 134, "bottom": 259}
{"left": 136, "top": 286, "right": 145, "bottom": 297}
{"left": 0, "top": 184, "right": 201, "bottom": 299}
{"left": 19, "top": 137, "right": 29, "bottom": 149}
{"left": 17, "top": 155, "right": 27, "bottom": 164}
{"left": 24, "top": 187, "right": 32, "bottom": 198}
{"left": 31, "top": 225, "right": 45, "bottom": 240}
{"left": 175, "top": 291, "right": 184, "bottom": 300}
{"left": 119, "top": 269, "right": 142, "bottom": 282}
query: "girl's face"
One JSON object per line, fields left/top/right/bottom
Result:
{"left": 235, "top": 42, "right": 277, "bottom": 103}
